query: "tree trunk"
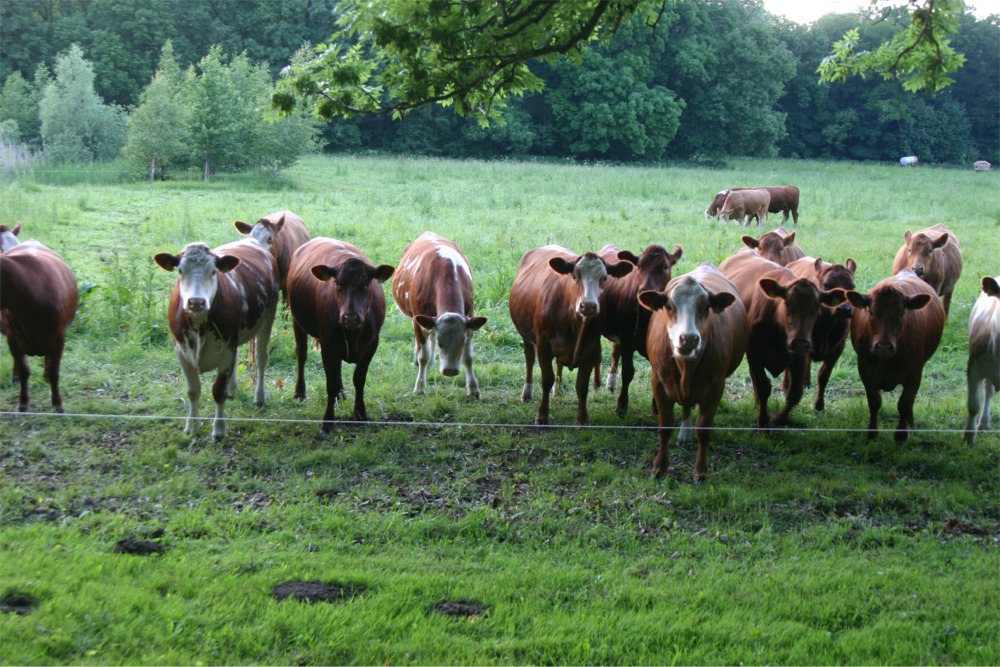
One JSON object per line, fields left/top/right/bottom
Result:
{"left": 149, "top": 155, "right": 156, "bottom": 184}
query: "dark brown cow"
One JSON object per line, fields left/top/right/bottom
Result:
{"left": 234, "top": 210, "right": 310, "bottom": 297}
{"left": 392, "top": 232, "right": 487, "bottom": 396}
{"left": 705, "top": 186, "right": 800, "bottom": 224}
{"left": 741, "top": 227, "right": 805, "bottom": 266}
{"left": 508, "top": 245, "right": 633, "bottom": 425}
{"left": 287, "top": 238, "right": 394, "bottom": 431}
{"left": 597, "top": 243, "right": 682, "bottom": 415}
{"left": 965, "top": 276, "right": 1000, "bottom": 443}
{"left": 720, "top": 249, "right": 846, "bottom": 428}
{"left": 154, "top": 239, "right": 279, "bottom": 439}
{"left": 0, "top": 238, "right": 78, "bottom": 412}
{"left": 847, "top": 270, "right": 945, "bottom": 441}
{"left": 785, "top": 256, "right": 857, "bottom": 411}
{"left": 891, "top": 223, "right": 962, "bottom": 316}
{"left": 639, "top": 262, "right": 748, "bottom": 481}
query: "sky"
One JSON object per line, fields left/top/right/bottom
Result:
{"left": 762, "top": 0, "right": 1000, "bottom": 24}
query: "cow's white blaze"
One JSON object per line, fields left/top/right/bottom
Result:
{"left": 436, "top": 245, "right": 471, "bottom": 281}
{"left": 574, "top": 254, "right": 608, "bottom": 317}
{"left": 0, "top": 230, "right": 20, "bottom": 253}
{"left": 667, "top": 276, "right": 709, "bottom": 359}
{"left": 176, "top": 243, "right": 222, "bottom": 318}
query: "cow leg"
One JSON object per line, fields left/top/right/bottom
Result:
{"left": 791, "top": 208, "right": 798, "bottom": 224}
{"left": 964, "top": 372, "right": 984, "bottom": 443}
{"left": 292, "top": 320, "right": 309, "bottom": 401}
{"left": 651, "top": 381, "right": 675, "bottom": 479}
{"left": 253, "top": 312, "right": 275, "bottom": 407}
{"left": 520, "top": 341, "right": 536, "bottom": 402}
{"left": 747, "top": 356, "right": 772, "bottom": 430}
{"left": 211, "top": 355, "right": 237, "bottom": 441}
{"left": 552, "top": 362, "right": 563, "bottom": 397}
{"left": 979, "top": 381, "right": 995, "bottom": 432}
{"left": 536, "top": 345, "right": 555, "bottom": 425}
{"left": 606, "top": 343, "right": 620, "bottom": 393}
{"left": 615, "top": 347, "right": 636, "bottom": 417}
{"left": 10, "top": 344, "right": 30, "bottom": 412}
{"left": 351, "top": 342, "right": 377, "bottom": 422}
{"left": 462, "top": 332, "right": 480, "bottom": 398}
{"left": 43, "top": 344, "right": 65, "bottom": 413}
{"left": 677, "top": 405, "right": 693, "bottom": 445}
{"left": 894, "top": 377, "right": 922, "bottom": 442}
{"left": 175, "top": 347, "right": 202, "bottom": 435}
{"left": 574, "top": 361, "right": 593, "bottom": 426}
{"left": 318, "top": 343, "right": 343, "bottom": 432}
{"left": 814, "top": 354, "right": 840, "bottom": 412}
{"left": 941, "top": 292, "right": 953, "bottom": 317}
{"left": 772, "top": 355, "right": 806, "bottom": 426}
{"left": 782, "top": 210, "right": 789, "bottom": 224}
{"left": 413, "top": 322, "right": 431, "bottom": 394}
{"left": 861, "top": 381, "right": 882, "bottom": 440}
{"left": 693, "top": 393, "right": 723, "bottom": 483}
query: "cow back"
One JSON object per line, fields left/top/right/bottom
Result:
{"left": 509, "top": 245, "right": 578, "bottom": 346}
{"left": 0, "top": 240, "right": 78, "bottom": 356}
{"left": 719, "top": 249, "right": 784, "bottom": 311}
{"left": 393, "top": 232, "right": 474, "bottom": 319}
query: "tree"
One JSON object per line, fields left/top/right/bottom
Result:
{"left": 0, "top": 70, "right": 43, "bottom": 144}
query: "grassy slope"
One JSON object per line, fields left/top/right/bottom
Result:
{"left": 0, "top": 155, "right": 997, "bottom": 665}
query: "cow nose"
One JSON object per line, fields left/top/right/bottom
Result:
{"left": 874, "top": 341, "right": 895, "bottom": 358}
{"left": 836, "top": 304, "right": 853, "bottom": 319}
{"left": 678, "top": 333, "right": 700, "bottom": 351}
{"left": 913, "top": 265, "right": 925, "bottom": 277}
{"left": 578, "top": 301, "right": 598, "bottom": 317}
{"left": 441, "top": 367, "right": 460, "bottom": 377}
{"left": 789, "top": 338, "right": 811, "bottom": 355}
{"left": 186, "top": 297, "right": 207, "bottom": 312}
{"left": 341, "top": 312, "right": 360, "bottom": 330}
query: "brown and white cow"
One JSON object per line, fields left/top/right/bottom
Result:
{"left": 286, "top": 238, "right": 394, "bottom": 431}
{"left": 719, "top": 189, "right": 770, "bottom": 226}
{"left": 392, "top": 232, "right": 487, "bottom": 397}
{"left": 741, "top": 227, "right": 805, "bottom": 266}
{"left": 508, "top": 245, "right": 633, "bottom": 425}
{"left": 706, "top": 186, "right": 799, "bottom": 224}
{"left": 0, "top": 222, "right": 22, "bottom": 253}
{"left": 154, "top": 239, "right": 278, "bottom": 439}
{"left": 784, "top": 256, "right": 857, "bottom": 411}
{"left": 847, "top": 270, "right": 945, "bottom": 441}
{"left": 720, "top": 249, "right": 846, "bottom": 429}
{"left": 597, "top": 243, "right": 683, "bottom": 415}
{"left": 965, "top": 275, "right": 999, "bottom": 443}
{"left": 639, "top": 262, "right": 748, "bottom": 481}
{"left": 0, "top": 238, "right": 78, "bottom": 412}
{"left": 233, "top": 210, "right": 310, "bottom": 298}
{"left": 891, "top": 223, "right": 963, "bottom": 316}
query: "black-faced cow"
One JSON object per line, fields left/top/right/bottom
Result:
{"left": 965, "top": 275, "right": 1000, "bottom": 443}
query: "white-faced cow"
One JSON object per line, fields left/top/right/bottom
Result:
{"left": 392, "top": 232, "right": 487, "bottom": 397}
{"left": 508, "top": 245, "right": 633, "bottom": 425}
{"left": 286, "top": 238, "right": 394, "bottom": 431}
{"left": 0, "top": 236, "right": 78, "bottom": 412}
{"left": 719, "top": 189, "right": 770, "bottom": 226}
{"left": 741, "top": 227, "right": 805, "bottom": 266}
{"left": 847, "top": 270, "right": 945, "bottom": 441}
{"left": 0, "top": 222, "right": 22, "bottom": 253}
{"left": 891, "top": 224, "right": 963, "bottom": 316}
{"left": 639, "top": 262, "right": 748, "bottom": 481}
{"left": 233, "top": 210, "right": 310, "bottom": 298}
{"left": 154, "top": 240, "right": 279, "bottom": 440}
{"left": 900, "top": 156, "right": 919, "bottom": 167}
{"left": 706, "top": 186, "right": 799, "bottom": 224}
{"left": 965, "top": 275, "right": 1000, "bottom": 443}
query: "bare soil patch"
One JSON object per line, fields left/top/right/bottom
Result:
{"left": 272, "top": 580, "right": 366, "bottom": 603}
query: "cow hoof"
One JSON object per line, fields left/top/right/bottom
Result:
{"left": 294, "top": 392, "right": 306, "bottom": 401}
{"left": 814, "top": 401, "right": 825, "bottom": 412}
{"left": 894, "top": 429, "right": 909, "bottom": 442}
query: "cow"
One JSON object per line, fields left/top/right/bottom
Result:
{"left": 784, "top": 256, "right": 857, "bottom": 411}
{"left": 0, "top": 222, "right": 21, "bottom": 253}
{"left": 719, "top": 189, "right": 770, "bottom": 226}
{"left": 597, "top": 243, "right": 683, "bottom": 415}
{"left": 720, "top": 249, "right": 846, "bottom": 429}
{"left": 154, "top": 240, "right": 278, "bottom": 440}
{"left": 965, "top": 276, "right": 1000, "bottom": 443}
{"left": 973, "top": 160, "right": 991, "bottom": 172}
{"left": 0, "top": 238, "right": 78, "bottom": 412}
{"left": 846, "top": 270, "right": 945, "bottom": 441}
{"left": 286, "top": 238, "right": 394, "bottom": 431}
{"left": 638, "top": 262, "right": 748, "bottom": 481}
{"left": 508, "top": 245, "right": 633, "bottom": 425}
{"left": 706, "top": 186, "right": 799, "bottom": 224}
{"left": 891, "top": 224, "right": 963, "bottom": 316}
{"left": 391, "top": 232, "right": 487, "bottom": 397}
{"left": 233, "top": 210, "right": 310, "bottom": 298}
{"left": 900, "top": 156, "right": 919, "bottom": 167}
{"left": 741, "top": 227, "right": 805, "bottom": 266}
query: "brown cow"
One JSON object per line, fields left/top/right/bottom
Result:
{"left": 639, "top": 262, "right": 748, "bottom": 481}
{"left": 234, "top": 210, "right": 310, "bottom": 297}
{"left": 0, "top": 222, "right": 22, "bottom": 253}
{"left": 287, "top": 238, "right": 394, "bottom": 431}
{"left": 891, "top": 223, "right": 962, "bottom": 316}
{"left": 597, "top": 243, "right": 683, "bottom": 415}
{"left": 154, "top": 239, "right": 279, "bottom": 439}
{"left": 741, "top": 227, "right": 805, "bottom": 266}
{"left": 719, "top": 189, "right": 770, "bottom": 226}
{"left": 0, "top": 238, "right": 78, "bottom": 412}
{"left": 785, "top": 256, "right": 857, "bottom": 411}
{"left": 509, "top": 245, "right": 633, "bottom": 425}
{"left": 392, "top": 232, "right": 487, "bottom": 397}
{"left": 847, "top": 270, "right": 945, "bottom": 441}
{"left": 965, "top": 275, "right": 999, "bottom": 443}
{"left": 706, "top": 186, "right": 799, "bottom": 224}
{"left": 720, "top": 249, "right": 846, "bottom": 428}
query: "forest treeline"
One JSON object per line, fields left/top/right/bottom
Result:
{"left": 1, "top": 0, "right": 997, "bottom": 173}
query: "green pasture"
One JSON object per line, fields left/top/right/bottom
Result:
{"left": 0, "top": 155, "right": 998, "bottom": 665}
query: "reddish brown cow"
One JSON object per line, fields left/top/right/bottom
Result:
{"left": 287, "top": 238, "right": 394, "bottom": 431}
{"left": 705, "top": 186, "right": 800, "bottom": 224}
{"left": 639, "top": 262, "right": 748, "bottom": 481}
{"left": 154, "top": 239, "right": 279, "bottom": 439}
{"left": 784, "top": 256, "right": 857, "bottom": 411}
{"left": 847, "top": 270, "right": 945, "bottom": 441}
{"left": 597, "top": 243, "right": 683, "bottom": 415}
{"left": 234, "top": 210, "right": 310, "bottom": 297}
{"left": 508, "top": 245, "right": 633, "bottom": 425}
{"left": 720, "top": 249, "right": 846, "bottom": 428}
{"left": 392, "top": 232, "right": 487, "bottom": 397}
{"left": 741, "top": 227, "right": 805, "bottom": 266}
{"left": 964, "top": 276, "right": 999, "bottom": 443}
{"left": 0, "top": 239, "right": 78, "bottom": 412}
{"left": 891, "top": 224, "right": 962, "bottom": 316}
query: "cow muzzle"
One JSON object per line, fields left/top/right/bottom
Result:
{"left": 912, "top": 265, "right": 925, "bottom": 277}
{"left": 341, "top": 312, "right": 361, "bottom": 331}
{"left": 834, "top": 304, "right": 853, "bottom": 319}
{"left": 441, "top": 367, "right": 460, "bottom": 377}
{"left": 789, "top": 338, "right": 811, "bottom": 355}
{"left": 873, "top": 340, "right": 896, "bottom": 358}
{"left": 577, "top": 301, "right": 598, "bottom": 318}
{"left": 186, "top": 297, "right": 207, "bottom": 313}
{"left": 676, "top": 332, "right": 701, "bottom": 357}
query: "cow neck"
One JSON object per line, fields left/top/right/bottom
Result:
{"left": 434, "top": 270, "right": 467, "bottom": 316}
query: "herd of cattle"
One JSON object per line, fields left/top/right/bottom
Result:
{"left": 0, "top": 202, "right": 997, "bottom": 481}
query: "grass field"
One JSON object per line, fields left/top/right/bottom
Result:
{"left": 1, "top": 154, "right": 998, "bottom": 665}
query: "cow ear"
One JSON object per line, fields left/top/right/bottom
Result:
{"left": 783, "top": 232, "right": 796, "bottom": 247}
{"left": 983, "top": 276, "right": 1000, "bottom": 297}
{"left": 708, "top": 291, "right": 737, "bottom": 313}
{"left": 415, "top": 314, "right": 437, "bottom": 330}
{"left": 904, "top": 293, "right": 933, "bottom": 310}
{"left": 845, "top": 258, "right": 857, "bottom": 274}
{"left": 234, "top": 220, "right": 253, "bottom": 235}
{"left": 549, "top": 257, "right": 575, "bottom": 275}
{"left": 903, "top": 230, "right": 913, "bottom": 245}
{"left": 846, "top": 291, "right": 870, "bottom": 309}
{"left": 607, "top": 260, "right": 634, "bottom": 278}
{"left": 821, "top": 289, "right": 847, "bottom": 307}
{"left": 932, "top": 233, "right": 949, "bottom": 249}
{"left": 616, "top": 249, "right": 640, "bottom": 265}
{"left": 637, "top": 290, "right": 669, "bottom": 312}
{"left": 466, "top": 316, "right": 488, "bottom": 331}
{"left": 669, "top": 244, "right": 683, "bottom": 264}
{"left": 274, "top": 214, "right": 285, "bottom": 232}
{"left": 216, "top": 255, "right": 240, "bottom": 273}
{"left": 311, "top": 265, "right": 336, "bottom": 281}
{"left": 813, "top": 257, "right": 823, "bottom": 272}
{"left": 11, "top": 222, "right": 21, "bottom": 236}
{"left": 153, "top": 252, "right": 180, "bottom": 271}
{"left": 758, "top": 278, "right": 787, "bottom": 300}
{"left": 371, "top": 264, "right": 395, "bottom": 283}
{"left": 741, "top": 235, "right": 759, "bottom": 249}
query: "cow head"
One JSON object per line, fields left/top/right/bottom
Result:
{"left": 617, "top": 244, "right": 683, "bottom": 294}
{"left": 549, "top": 252, "right": 633, "bottom": 318}
{"left": 847, "top": 283, "right": 933, "bottom": 359}
{"left": 705, "top": 190, "right": 731, "bottom": 219}
{"left": 639, "top": 277, "right": 737, "bottom": 360}
{"left": 0, "top": 222, "right": 22, "bottom": 253}
{"left": 234, "top": 213, "right": 286, "bottom": 251}
{"left": 815, "top": 257, "right": 857, "bottom": 319}
{"left": 983, "top": 276, "right": 1000, "bottom": 298}
{"left": 415, "top": 313, "right": 488, "bottom": 376}
{"left": 901, "top": 230, "right": 948, "bottom": 278}
{"left": 154, "top": 243, "right": 240, "bottom": 319}
{"left": 311, "top": 257, "right": 394, "bottom": 332}
{"left": 759, "top": 277, "right": 846, "bottom": 355}
{"left": 742, "top": 229, "right": 796, "bottom": 265}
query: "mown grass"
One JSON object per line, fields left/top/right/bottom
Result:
{"left": 0, "top": 154, "right": 998, "bottom": 665}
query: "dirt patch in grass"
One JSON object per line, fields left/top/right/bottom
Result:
{"left": 0, "top": 593, "right": 38, "bottom": 616}
{"left": 272, "top": 580, "right": 366, "bottom": 604}
{"left": 432, "top": 600, "right": 489, "bottom": 618}
{"left": 113, "top": 539, "right": 166, "bottom": 555}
